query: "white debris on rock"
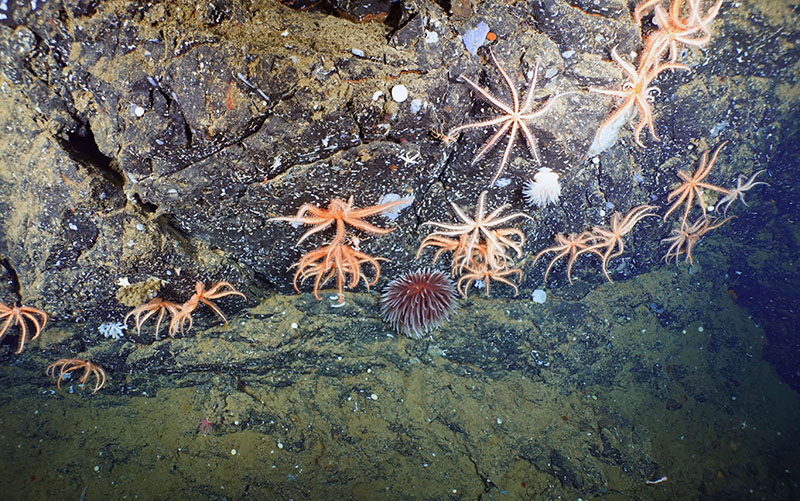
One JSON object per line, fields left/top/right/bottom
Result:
{"left": 588, "top": 105, "right": 634, "bottom": 155}
{"left": 377, "top": 193, "right": 414, "bottom": 221}
{"left": 462, "top": 21, "right": 490, "bottom": 56}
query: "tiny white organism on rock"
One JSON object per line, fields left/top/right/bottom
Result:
{"left": 99, "top": 321, "right": 126, "bottom": 340}
{"left": 523, "top": 167, "right": 561, "bottom": 208}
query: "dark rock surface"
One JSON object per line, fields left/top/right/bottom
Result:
{"left": 0, "top": 0, "right": 797, "bottom": 365}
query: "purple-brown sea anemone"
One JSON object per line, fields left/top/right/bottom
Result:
{"left": 380, "top": 269, "right": 457, "bottom": 339}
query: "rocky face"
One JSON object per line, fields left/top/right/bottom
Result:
{"left": 0, "top": 0, "right": 795, "bottom": 324}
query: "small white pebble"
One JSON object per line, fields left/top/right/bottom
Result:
{"left": 370, "top": 393, "right": 378, "bottom": 400}
{"left": 372, "top": 90, "right": 383, "bottom": 101}
{"left": 351, "top": 48, "right": 365, "bottom": 57}
{"left": 277, "top": 440, "right": 284, "bottom": 449}
{"left": 94, "top": 465, "right": 100, "bottom": 472}
{"left": 231, "top": 449, "right": 237, "bottom": 455}
{"left": 592, "top": 156, "right": 600, "bottom": 165}
{"left": 698, "top": 326, "right": 704, "bottom": 332}
{"left": 409, "top": 98, "right": 423, "bottom": 114}
{"left": 134, "top": 105, "right": 145, "bottom": 117}
{"left": 291, "top": 322, "right": 298, "bottom": 329}
{"left": 391, "top": 85, "right": 408, "bottom": 103}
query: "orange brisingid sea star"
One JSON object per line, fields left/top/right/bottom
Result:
{"left": 663, "top": 141, "right": 730, "bottom": 229}
{"left": 47, "top": 358, "right": 107, "bottom": 394}
{"left": 576, "top": 205, "right": 658, "bottom": 283}
{"left": 271, "top": 196, "right": 410, "bottom": 303}
{"left": 715, "top": 169, "right": 768, "bottom": 216}
{"left": 445, "top": 49, "right": 572, "bottom": 185}
{"left": 645, "top": 0, "right": 724, "bottom": 64}
{"left": 292, "top": 238, "right": 386, "bottom": 302}
{"left": 634, "top": 0, "right": 723, "bottom": 40}
{"left": 0, "top": 302, "right": 47, "bottom": 354}
{"left": 456, "top": 251, "right": 523, "bottom": 298}
{"left": 418, "top": 191, "right": 529, "bottom": 297}
{"left": 419, "top": 191, "right": 529, "bottom": 276}
{"left": 124, "top": 297, "right": 181, "bottom": 339}
{"left": 591, "top": 0, "right": 722, "bottom": 150}
{"left": 532, "top": 231, "right": 598, "bottom": 284}
{"left": 662, "top": 215, "right": 732, "bottom": 265}
{"left": 169, "top": 281, "right": 246, "bottom": 336}
{"left": 270, "top": 196, "right": 407, "bottom": 248}
{"left": 590, "top": 38, "right": 689, "bottom": 149}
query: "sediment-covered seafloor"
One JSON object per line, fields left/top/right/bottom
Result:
{"left": 2, "top": 258, "right": 799, "bottom": 498}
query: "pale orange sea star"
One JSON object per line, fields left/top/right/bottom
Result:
{"left": 446, "top": 50, "right": 572, "bottom": 184}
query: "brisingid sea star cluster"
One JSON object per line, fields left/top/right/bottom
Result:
{"left": 417, "top": 190, "right": 530, "bottom": 297}
{"left": 121, "top": 1, "right": 767, "bottom": 339}
{"left": 590, "top": 0, "right": 724, "bottom": 150}
{"left": 270, "top": 196, "right": 411, "bottom": 304}
{"left": 2, "top": 1, "right": 774, "bottom": 391}
{"left": 124, "top": 281, "right": 246, "bottom": 338}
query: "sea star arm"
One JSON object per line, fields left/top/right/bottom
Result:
{"left": 346, "top": 198, "right": 411, "bottom": 219}
{"left": 446, "top": 115, "right": 511, "bottom": 139}
{"left": 459, "top": 74, "right": 515, "bottom": 115}
{"left": 421, "top": 221, "right": 474, "bottom": 234}
{"left": 520, "top": 57, "right": 541, "bottom": 113}
{"left": 489, "top": 49, "right": 520, "bottom": 113}
{"left": 471, "top": 120, "right": 515, "bottom": 167}
{"left": 633, "top": 0, "right": 663, "bottom": 24}
{"left": 14, "top": 317, "right": 28, "bottom": 353}
{"left": 488, "top": 121, "right": 521, "bottom": 182}
{"left": 0, "top": 315, "right": 14, "bottom": 342}
{"left": 483, "top": 210, "right": 532, "bottom": 227}
{"left": 343, "top": 219, "right": 396, "bottom": 236}
{"left": 610, "top": 46, "right": 640, "bottom": 82}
